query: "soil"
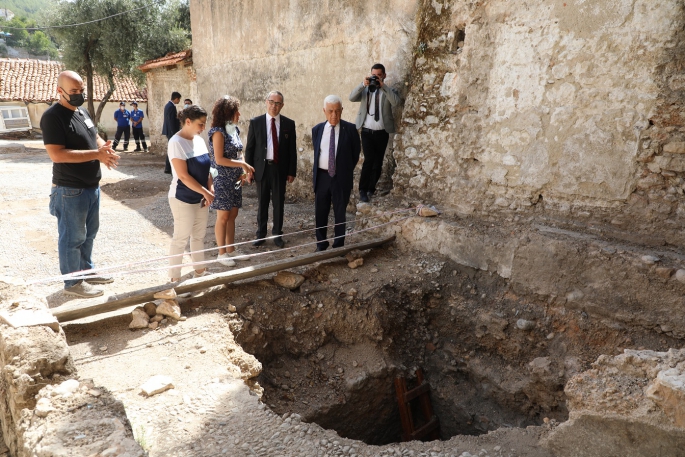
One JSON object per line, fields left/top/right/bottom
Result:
{"left": 1, "top": 140, "right": 678, "bottom": 456}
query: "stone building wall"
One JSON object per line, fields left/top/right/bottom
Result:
{"left": 393, "top": 0, "right": 685, "bottom": 242}
{"left": 144, "top": 66, "right": 197, "bottom": 154}
{"left": 189, "top": 0, "right": 418, "bottom": 198}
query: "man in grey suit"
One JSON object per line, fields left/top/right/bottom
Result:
{"left": 349, "top": 63, "right": 401, "bottom": 202}
{"left": 245, "top": 91, "right": 297, "bottom": 248}
{"left": 161, "top": 91, "right": 181, "bottom": 174}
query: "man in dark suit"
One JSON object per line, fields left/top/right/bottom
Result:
{"left": 311, "top": 95, "right": 361, "bottom": 251}
{"left": 245, "top": 91, "right": 298, "bottom": 248}
{"left": 161, "top": 91, "right": 181, "bottom": 174}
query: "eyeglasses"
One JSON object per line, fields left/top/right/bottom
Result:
{"left": 266, "top": 100, "right": 283, "bottom": 107}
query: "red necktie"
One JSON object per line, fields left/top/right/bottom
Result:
{"left": 271, "top": 117, "right": 279, "bottom": 163}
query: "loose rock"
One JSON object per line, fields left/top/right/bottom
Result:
{"left": 516, "top": 319, "right": 536, "bottom": 331}
{"left": 157, "top": 299, "right": 182, "bottom": 320}
{"left": 348, "top": 258, "right": 364, "bottom": 269}
{"left": 273, "top": 271, "right": 306, "bottom": 290}
{"left": 143, "top": 301, "right": 157, "bottom": 317}
{"left": 130, "top": 307, "right": 150, "bottom": 329}
{"left": 140, "top": 375, "right": 174, "bottom": 396}
{"left": 154, "top": 288, "right": 177, "bottom": 299}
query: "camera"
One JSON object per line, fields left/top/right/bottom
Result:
{"left": 368, "top": 75, "right": 381, "bottom": 93}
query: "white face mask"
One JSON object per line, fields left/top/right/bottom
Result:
{"left": 225, "top": 122, "right": 237, "bottom": 136}
{"left": 183, "top": 104, "right": 190, "bottom": 109}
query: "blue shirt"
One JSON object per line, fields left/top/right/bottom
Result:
{"left": 167, "top": 135, "right": 211, "bottom": 204}
{"left": 130, "top": 109, "right": 144, "bottom": 128}
{"left": 114, "top": 109, "right": 130, "bottom": 127}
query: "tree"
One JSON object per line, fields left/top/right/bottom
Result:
{"left": 48, "top": 0, "right": 190, "bottom": 124}
{"left": 27, "top": 30, "right": 58, "bottom": 58}
{"left": 2, "top": 17, "right": 29, "bottom": 47}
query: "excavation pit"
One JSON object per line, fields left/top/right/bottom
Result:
{"left": 231, "top": 249, "right": 580, "bottom": 445}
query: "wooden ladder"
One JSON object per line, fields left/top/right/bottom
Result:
{"left": 394, "top": 368, "right": 440, "bottom": 442}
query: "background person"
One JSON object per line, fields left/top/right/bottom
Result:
{"left": 311, "top": 95, "right": 360, "bottom": 251}
{"left": 162, "top": 91, "right": 182, "bottom": 173}
{"left": 41, "top": 70, "right": 119, "bottom": 298}
{"left": 130, "top": 101, "right": 148, "bottom": 152}
{"left": 167, "top": 105, "right": 214, "bottom": 281}
{"left": 349, "top": 63, "right": 401, "bottom": 202}
{"left": 244, "top": 91, "right": 297, "bottom": 248}
{"left": 208, "top": 96, "right": 254, "bottom": 267}
{"left": 184, "top": 98, "right": 193, "bottom": 108}
{"left": 112, "top": 101, "right": 131, "bottom": 151}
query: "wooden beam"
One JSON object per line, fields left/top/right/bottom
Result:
{"left": 51, "top": 235, "right": 395, "bottom": 323}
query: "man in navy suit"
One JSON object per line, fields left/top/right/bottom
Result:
{"left": 311, "top": 95, "right": 361, "bottom": 251}
{"left": 245, "top": 91, "right": 298, "bottom": 248}
{"left": 161, "top": 91, "right": 181, "bottom": 173}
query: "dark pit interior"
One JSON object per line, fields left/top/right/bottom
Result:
{"left": 229, "top": 247, "right": 680, "bottom": 445}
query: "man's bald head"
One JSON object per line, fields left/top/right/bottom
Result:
{"left": 57, "top": 70, "right": 83, "bottom": 87}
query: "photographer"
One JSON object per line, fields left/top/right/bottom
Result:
{"left": 349, "top": 63, "right": 401, "bottom": 202}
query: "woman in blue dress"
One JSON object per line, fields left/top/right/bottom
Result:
{"left": 208, "top": 96, "right": 254, "bottom": 267}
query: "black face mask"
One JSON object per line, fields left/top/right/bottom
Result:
{"left": 60, "top": 87, "right": 85, "bottom": 107}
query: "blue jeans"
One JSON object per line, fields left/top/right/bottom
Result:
{"left": 49, "top": 185, "right": 100, "bottom": 288}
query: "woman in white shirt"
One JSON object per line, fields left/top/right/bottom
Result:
{"left": 167, "top": 105, "right": 214, "bottom": 281}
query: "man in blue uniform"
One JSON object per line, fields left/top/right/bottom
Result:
{"left": 130, "top": 101, "right": 148, "bottom": 152}
{"left": 113, "top": 101, "right": 131, "bottom": 151}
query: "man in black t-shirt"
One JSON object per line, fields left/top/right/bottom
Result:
{"left": 41, "top": 70, "right": 121, "bottom": 298}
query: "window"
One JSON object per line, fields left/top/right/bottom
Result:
{"left": 0, "top": 106, "right": 31, "bottom": 132}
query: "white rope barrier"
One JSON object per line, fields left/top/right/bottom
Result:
{"left": 29, "top": 207, "right": 419, "bottom": 285}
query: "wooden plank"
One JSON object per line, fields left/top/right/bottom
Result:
{"left": 404, "top": 381, "right": 430, "bottom": 403}
{"left": 416, "top": 368, "right": 440, "bottom": 440}
{"left": 51, "top": 235, "right": 395, "bottom": 323}
{"left": 409, "top": 417, "right": 439, "bottom": 441}
{"left": 394, "top": 376, "right": 414, "bottom": 442}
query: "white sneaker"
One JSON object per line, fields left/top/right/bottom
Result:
{"left": 217, "top": 253, "right": 236, "bottom": 267}
{"left": 229, "top": 250, "right": 250, "bottom": 261}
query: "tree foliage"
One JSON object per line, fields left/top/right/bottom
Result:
{"left": 48, "top": 0, "right": 190, "bottom": 123}
{"left": 0, "top": 15, "right": 58, "bottom": 57}
{"left": 0, "top": 0, "right": 51, "bottom": 22}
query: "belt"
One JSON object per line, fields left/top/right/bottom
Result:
{"left": 361, "top": 127, "right": 386, "bottom": 134}
{"left": 265, "top": 159, "right": 277, "bottom": 164}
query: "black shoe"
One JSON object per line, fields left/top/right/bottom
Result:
{"left": 359, "top": 191, "right": 369, "bottom": 203}
{"left": 315, "top": 246, "right": 327, "bottom": 252}
{"left": 274, "top": 237, "right": 285, "bottom": 248}
{"left": 134, "top": 148, "right": 142, "bottom": 152}
{"left": 164, "top": 169, "right": 172, "bottom": 174}
{"left": 368, "top": 191, "right": 375, "bottom": 199}
{"left": 253, "top": 238, "right": 266, "bottom": 247}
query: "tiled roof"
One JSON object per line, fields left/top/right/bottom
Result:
{"left": 138, "top": 49, "right": 192, "bottom": 72}
{"left": 0, "top": 58, "right": 147, "bottom": 103}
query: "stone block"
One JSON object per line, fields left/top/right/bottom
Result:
{"left": 0, "top": 308, "right": 59, "bottom": 332}
{"left": 663, "top": 142, "right": 685, "bottom": 154}
{"left": 273, "top": 271, "right": 305, "bottom": 290}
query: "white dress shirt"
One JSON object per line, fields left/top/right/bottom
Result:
{"left": 362, "top": 90, "right": 385, "bottom": 130}
{"left": 318, "top": 122, "right": 339, "bottom": 171}
{"left": 266, "top": 113, "right": 280, "bottom": 160}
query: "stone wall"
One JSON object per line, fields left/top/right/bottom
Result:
{"left": 189, "top": 0, "right": 418, "bottom": 199}
{"left": 393, "top": 0, "right": 685, "bottom": 242}
{"left": 144, "top": 65, "right": 197, "bottom": 154}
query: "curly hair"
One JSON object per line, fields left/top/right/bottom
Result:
{"left": 178, "top": 104, "right": 207, "bottom": 124}
{"left": 211, "top": 95, "right": 241, "bottom": 128}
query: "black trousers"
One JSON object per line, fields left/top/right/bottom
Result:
{"left": 165, "top": 134, "right": 173, "bottom": 173}
{"left": 315, "top": 169, "right": 351, "bottom": 250}
{"left": 359, "top": 128, "right": 390, "bottom": 194}
{"left": 113, "top": 126, "right": 130, "bottom": 149}
{"left": 132, "top": 127, "right": 148, "bottom": 150}
{"left": 255, "top": 162, "right": 286, "bottom": 239}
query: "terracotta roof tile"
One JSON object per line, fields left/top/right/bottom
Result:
{"left": 0, "top": 58, "right": 147, "bottom": 103}
{"left": 138, "top": 49, "right": 192, "bottom": 71}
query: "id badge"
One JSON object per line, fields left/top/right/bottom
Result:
{"left": 84, "top": 118, "right": 95, "bottom": 129}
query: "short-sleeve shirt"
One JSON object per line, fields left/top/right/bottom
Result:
{"left": 40, "top": 103, "right": 101, "bottom": 188}
{"left": 167, "top": 134, "right": 211, "bottom": 204}
{"left": 130, "top": 109, "right": 144, "bottom": 127}
{"left": 114, "top": 109, "right": 130, "bottom": 127}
